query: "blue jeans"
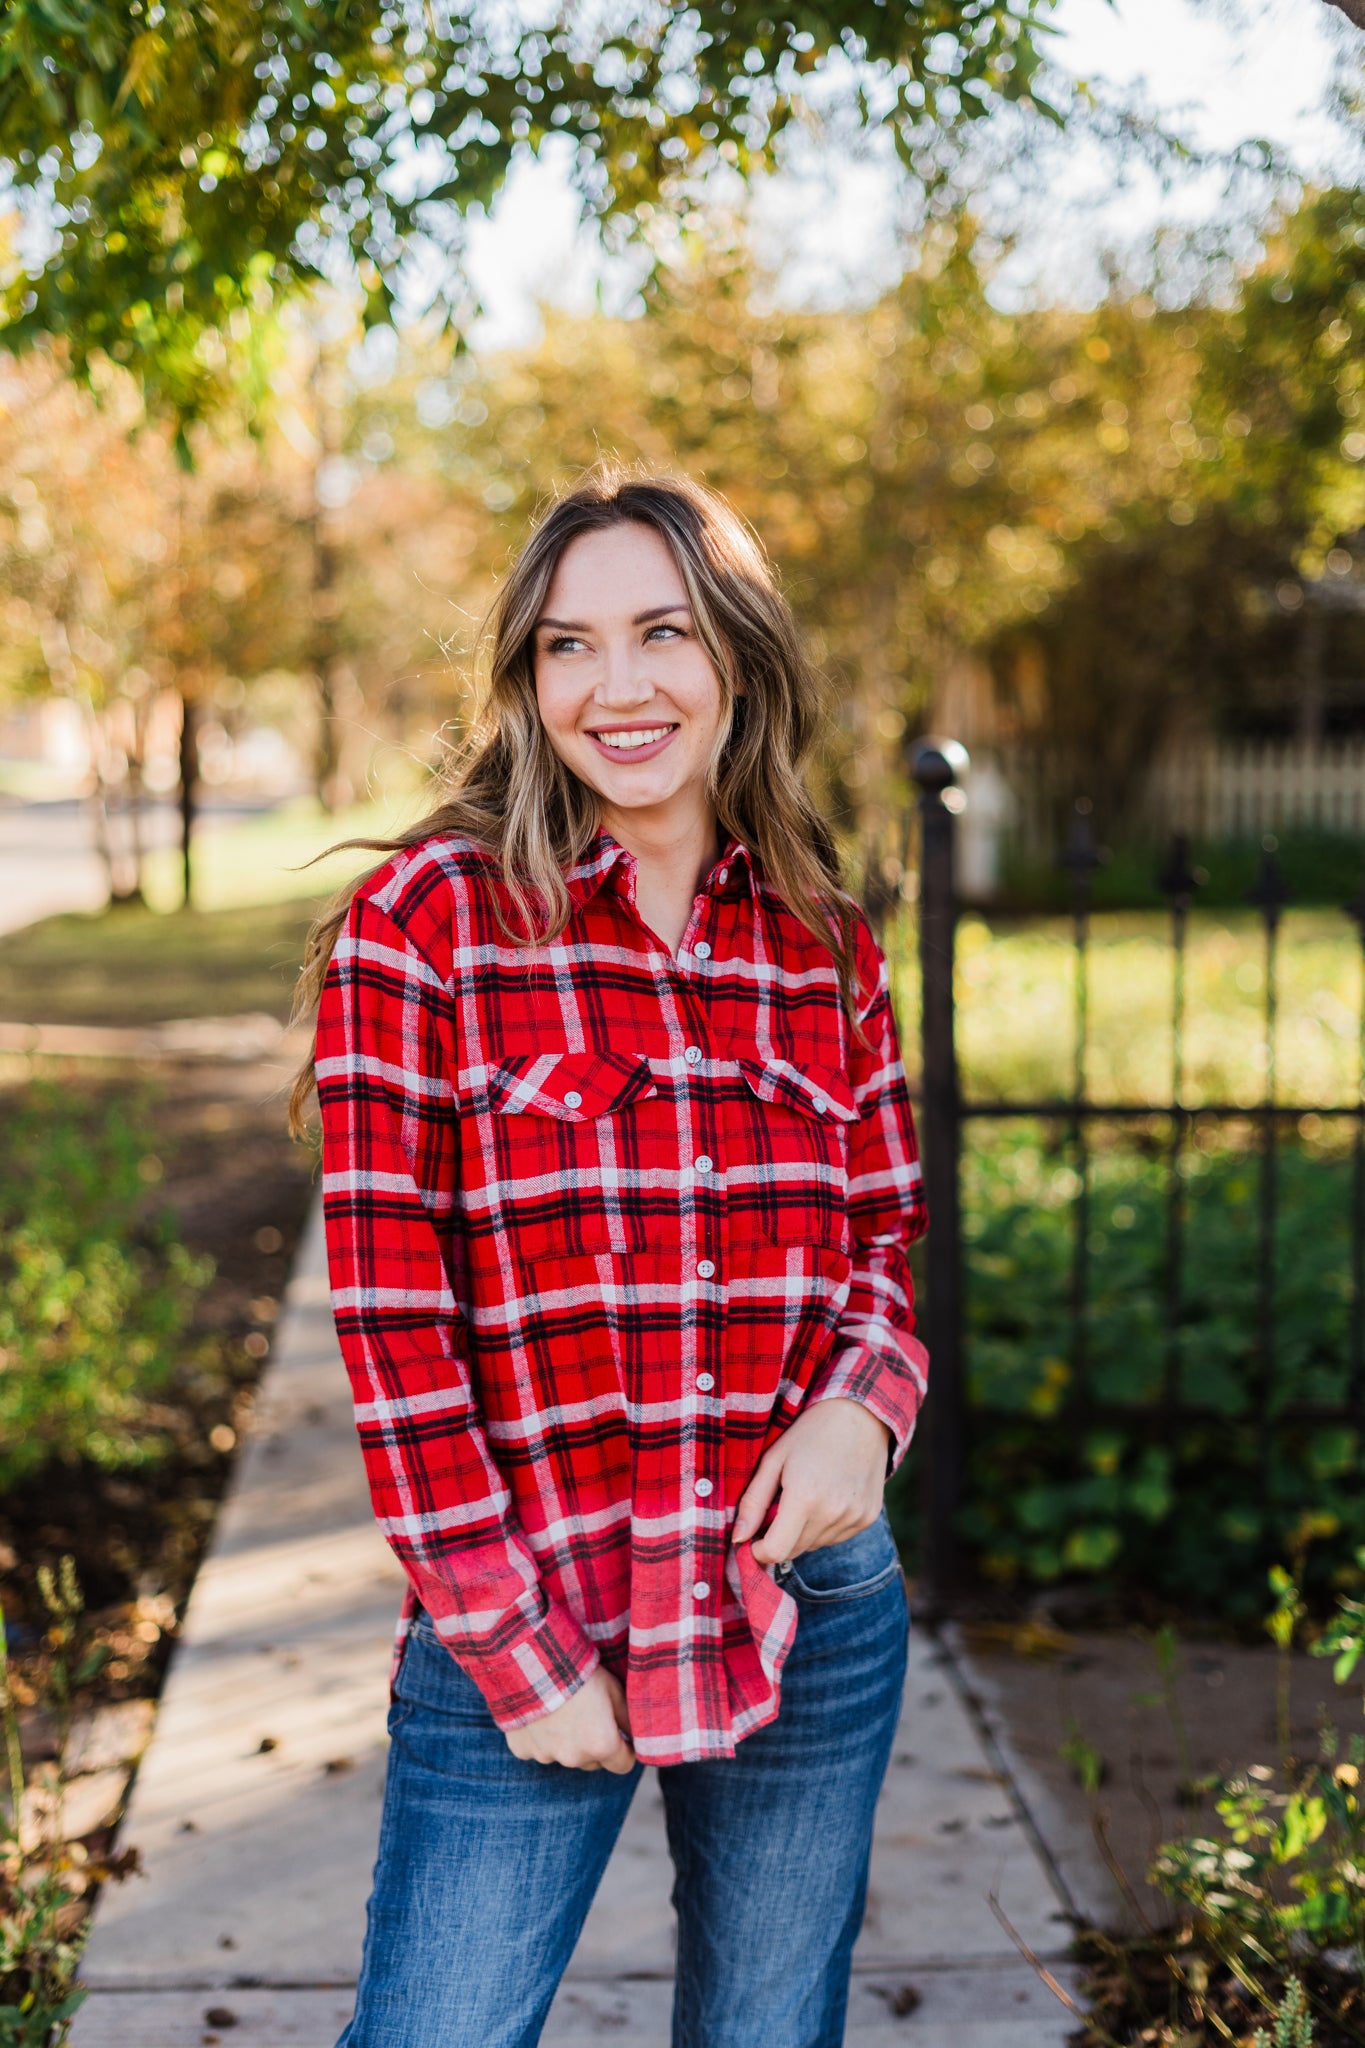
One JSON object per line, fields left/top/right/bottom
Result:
{"left": 338, "top": 1511, "right": 908, "bottom": 2048}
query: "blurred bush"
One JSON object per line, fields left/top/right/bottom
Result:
{"left": 0, "top": 1088, "right": 212, "bottom": 1486}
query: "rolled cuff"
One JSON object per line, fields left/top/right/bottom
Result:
{"left": 432, "top": 1594, "right": 602, "bottom": 1731}
{"left": 805, "top": 1331, "right": 930, "bottom": 1473}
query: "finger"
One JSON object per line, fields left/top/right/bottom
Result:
{"left": 603, "top": 1677, "right": 633, "bottom": 1739}
{"left": 601, "top": 1731, "right": 637, "bottom": 1776}
{"left": 733, "top": 1448, "right": 785, "bottom": 1544}
{"left": 752, "top": 1493, "right": 810, "bottom": 1567}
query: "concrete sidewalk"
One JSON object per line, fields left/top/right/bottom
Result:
{"left": 73, "top": 1203, "right": 1086, "bottom": 2048}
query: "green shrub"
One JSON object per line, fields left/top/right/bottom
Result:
{"left": 958, "top": 1128, "right": 1361, "bottom": 1613}
{"left": 1000, "top": 828, "right": 1365, "bottom": 914}
{"left": 0, "top": 1085, "right": 211, "bottom": 1486}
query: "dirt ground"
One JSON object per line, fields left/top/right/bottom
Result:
{"left": 956, "top": 1620, "right": 1365, "bottom": 1929}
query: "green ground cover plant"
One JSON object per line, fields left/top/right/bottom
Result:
{"left": 958, "top": 1129, "right": 1363, "bottom": 1612}
{"left": 0, "top": 1086, "right": 213, "bottom": 1487}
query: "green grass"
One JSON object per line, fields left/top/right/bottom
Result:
{"left": 0, "top": 900, "right": 323, "bottom": 1027}
{"left": 885, "top": 905, "right": 1365, "bottom": 1110}
{"left": 140, "top": 795, "right": 416, "bottom": 915}
{"left": 3, "top": 795, "right": 424, "bottom": 1027}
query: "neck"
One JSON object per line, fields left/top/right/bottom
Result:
{"left": 600, "top": 799, "right": 722, "bottom": 896}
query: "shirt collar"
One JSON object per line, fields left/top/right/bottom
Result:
{"left": 565, "top": 828, "right": 754, "bottom": 911}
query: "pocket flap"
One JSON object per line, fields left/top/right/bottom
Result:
{"left": 737, "top": 1058, "right": 857, "bottom": 1124}
{"left": 488, "top": 1050, "right": 657, "bottom": 1122}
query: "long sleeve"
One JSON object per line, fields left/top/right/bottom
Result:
{"left": 315, "top": 893, "right": 600, "bottom": 1726}
{"left": 806, "top": 915, "right": 930, "bottom": 1469}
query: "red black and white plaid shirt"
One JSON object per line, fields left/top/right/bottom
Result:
{"left": 315, "top": 825, "right": 928, "bottom": 1765}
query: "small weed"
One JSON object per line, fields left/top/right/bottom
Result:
{"left": 0, "top": 1559, "right": 135, "bottom": 2045}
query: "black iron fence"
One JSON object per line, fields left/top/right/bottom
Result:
{"left": 904, "top": 739, "right": 1365, "bottom": 1611}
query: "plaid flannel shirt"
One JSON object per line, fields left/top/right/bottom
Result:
{"left": 315, "top": 824, "right": 928, "bottom": 1765}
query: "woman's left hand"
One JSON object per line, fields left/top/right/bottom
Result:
{"left": 733, "top": 1399, "right": 892, "bottom": 1568}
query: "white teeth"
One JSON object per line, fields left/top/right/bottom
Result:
{"left": 592, "top": 726, "right": 675, "bottom": 751}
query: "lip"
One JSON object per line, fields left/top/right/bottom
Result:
{"left": 585, "top": 724, "right": 679, "bottom": 765}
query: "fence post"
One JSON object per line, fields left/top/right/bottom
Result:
{"left": 911, "top": 737, "right": 968, "bottom": 1610}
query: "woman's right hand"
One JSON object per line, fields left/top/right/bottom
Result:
{"left": 504, "top": 1667, "right": 636, "bottom": 1773}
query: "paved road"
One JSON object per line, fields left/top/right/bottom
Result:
{"left": 72, "top": 1203, "right": 1090, "bottom": 2048}
{"left": 0, "top": 793, "right": 285, "bottom": 937}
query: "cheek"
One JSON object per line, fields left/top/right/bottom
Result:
{"left": 674, "top": 657, "right": 727, "bottom": 744}
{"left": 534, "top": 671, "right": 586, "bottom": 756}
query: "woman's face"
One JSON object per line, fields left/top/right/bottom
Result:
{"left": 533, "top": 521, "right": 727, "bottom": 832}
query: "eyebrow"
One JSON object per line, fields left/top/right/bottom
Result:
{"left": 535, "top": 603, "right": 691, "bottom": 632}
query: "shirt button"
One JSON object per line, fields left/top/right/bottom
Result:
{"left": 694, "top": 1478, "right": 714, "bottom": 1498}
{"left": 563, "top": 1090, "right": 582, "bottom": 1109}
{"left": 697, "top": 1259, "right": 716, "bottom": 1279}
{"left": 692, "top": 1581, "right": 711, "bottom": 1601}
{"left": 694, "top": 940, "right": 712, "bottom": 960}
{"left": 695, "top": 1155, "right": 713, "bottom": 1174}
{"left": 684, "top": 1044, "right": 703, "bottom": 1065}
{"left": 696, "top": 1371, "right": 715, "bottom": 1391}
{"left": 810, "top": 1096, "right": 827, "bottom": 1115}
{"left": 717, "top": 868, "right": 728, "bottom": 885}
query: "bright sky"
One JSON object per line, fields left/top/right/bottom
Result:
{"left": 459, "top": 0, "right": 1358, "bottom": 348}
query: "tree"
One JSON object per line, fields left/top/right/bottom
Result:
{"left": 0, "top": 1, "right": 1065, "bottom": 426}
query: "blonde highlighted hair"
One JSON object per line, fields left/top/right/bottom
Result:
{"left": 289, "top": 465, "right": 864, "bottom": 1135}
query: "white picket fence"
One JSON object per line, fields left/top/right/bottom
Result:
{"left": 1002, "top": 740, "right": 1365, "bottom": 859}
{"left": 1141, "top": 740, "right": 1365, "bottom": 839}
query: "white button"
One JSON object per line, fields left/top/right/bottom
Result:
{"left": 717, "top": 868, "right": 728, "bottom": 885}
{"left": 684, "top": 1045, "right": 703, "bottom": 1065}
{"left": 695, "top": 1155, "right": 713, "bottom": 1174}
{"left": 694, "top": 940, "right": 711, "bottom": 960}
{"left": 563, "top": 1090, "right": 582, "bottom": 1109}
{"left": 692, "top": 1581, "right": 711, "bottom": 1601}
{"left": 811, "top": 1097, "right": 827, "bottom": 1115}
{"left": 696, "top": 1371, "right": 715, "bottom": 1391}
{"left": 697, "top": 1260, "right": 716, "bottom": 1280}
{"left": 694, "top": 1477, "right": 713, "bottom": 1498}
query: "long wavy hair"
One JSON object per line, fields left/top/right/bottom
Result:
{"left": 289, "top": 465, "right": 863, "bottom": 1135}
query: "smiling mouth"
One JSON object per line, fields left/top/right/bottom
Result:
{"left": 587, "top": 724, "right": 680, "bottom": 753}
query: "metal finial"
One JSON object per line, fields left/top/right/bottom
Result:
{"left": 909, "top": 736, "right": 970, "bottom": 795}
{"left": 1060, "top": 798, "right": 1102, "bottom": 874}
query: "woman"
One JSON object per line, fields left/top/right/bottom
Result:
{"left": 293, "top": 467, "right": 929, "bottom": 2048}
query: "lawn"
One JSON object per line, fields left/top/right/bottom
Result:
{"left": 0, "top": 899, "right": 323, "bottom": 1027}
{"left": 884, "top": 904, "right": 1365, "bottom": 1110}
{"left": 138, "top": 794, "right": 416, "bottom": 915}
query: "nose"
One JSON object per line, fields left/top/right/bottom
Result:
{"left": 596, "top": 635, "right": 655, "bottom": 711}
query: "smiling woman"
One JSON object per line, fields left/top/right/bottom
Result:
{"left": 288, "top": 465, "right": 929, "bottom": 2048}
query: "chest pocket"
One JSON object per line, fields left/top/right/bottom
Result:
{"left": 481, "top": 1049, "right": 658, "bottom": 1256}
{"left": 730, "top": 1058, "right": 857, "bottom": 1252}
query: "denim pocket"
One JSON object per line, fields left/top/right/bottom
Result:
{"left": 780, "top": 1509, "right": 902, "bottom": 1603}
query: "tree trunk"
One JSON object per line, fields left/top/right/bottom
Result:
{"left": 179, "top": 694, "right": 199, "bottom": 911}
{"left": 310, "top": 340, "right": 348, "bottom": 811}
